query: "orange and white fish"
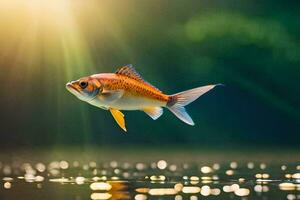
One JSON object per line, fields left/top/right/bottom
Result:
{"left": 66, "top": 65, "right": 219, "bottom": 132}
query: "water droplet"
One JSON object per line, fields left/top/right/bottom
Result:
{"left": 90, "top": 182, "right": 112, "bottom": 191}
{"left": 134, "top": 194, "right": 147, "bottom": 200}
{"left": 234, "top": 188, "right": 250, "bottom": 196}
{"left": 200, "top": 166, "right": 212, "bottom": 174}
{"left": 157, "top": 160, "right": 167, "bottom": 170}
{"left": 182, "top": 186, "right": 200, "bottom": 194}
{"left": 4, "top": 182, "right": 11, "bottom": 189}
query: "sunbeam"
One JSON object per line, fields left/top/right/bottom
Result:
{"left": 0, "top": 0, "right": 113, "bottom": 145}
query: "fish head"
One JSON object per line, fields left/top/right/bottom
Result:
{"left": 66, "top": 76, "right": 102, "bottom": 102}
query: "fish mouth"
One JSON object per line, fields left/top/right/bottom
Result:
{"left": 66, "top": 82, "right": 80, "bottom": 95}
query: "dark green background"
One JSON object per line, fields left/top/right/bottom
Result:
{"left": 0, "top": 0, "right": 299, "bottom": 148}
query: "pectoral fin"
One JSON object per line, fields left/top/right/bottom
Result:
{"left": 109, "top": 108, "right": 127, "bottom": 132}
{"left": 143, "top": 107, "right": 163, "bottom": 120}
{"left": 99, "top": 90, "right": 124, "bottom": 103}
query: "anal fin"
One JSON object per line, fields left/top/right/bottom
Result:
{"left": 143, "top": 107, "right": 163, "bottom": 120}
{"left": 109, "top": 108, "right": 127, "bottom": 132}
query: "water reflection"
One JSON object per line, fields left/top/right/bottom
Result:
{"left": 0, "top": 160, "right": 300, "bottom": 199}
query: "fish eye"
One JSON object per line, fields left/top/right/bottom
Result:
{"left": 79, "top": 81, "right": 88, "bottom": 89}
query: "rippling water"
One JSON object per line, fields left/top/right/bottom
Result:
{"left": 0, "top": 149, "right": 300, "bottom": 200}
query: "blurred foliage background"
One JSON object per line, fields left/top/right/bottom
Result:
{"left": 0, "top": 0, "right": 299, "bottom": 149}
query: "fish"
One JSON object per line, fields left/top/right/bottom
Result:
{"left": 66, "top": 64, "right": 220, "bottom": 132}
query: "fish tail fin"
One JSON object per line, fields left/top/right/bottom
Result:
{"left": 167, "top": 84, "right": 220, "bottom": 125}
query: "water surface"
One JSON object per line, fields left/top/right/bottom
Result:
{"left": 0, "top": 148, "right": 299, "bottom": 200}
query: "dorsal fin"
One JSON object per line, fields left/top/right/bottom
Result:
{"left": 115, "top": 64, "right": 162, "bottom": 92}
{"left": 115, "top": 64, "right": 143, "bottom": 82}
